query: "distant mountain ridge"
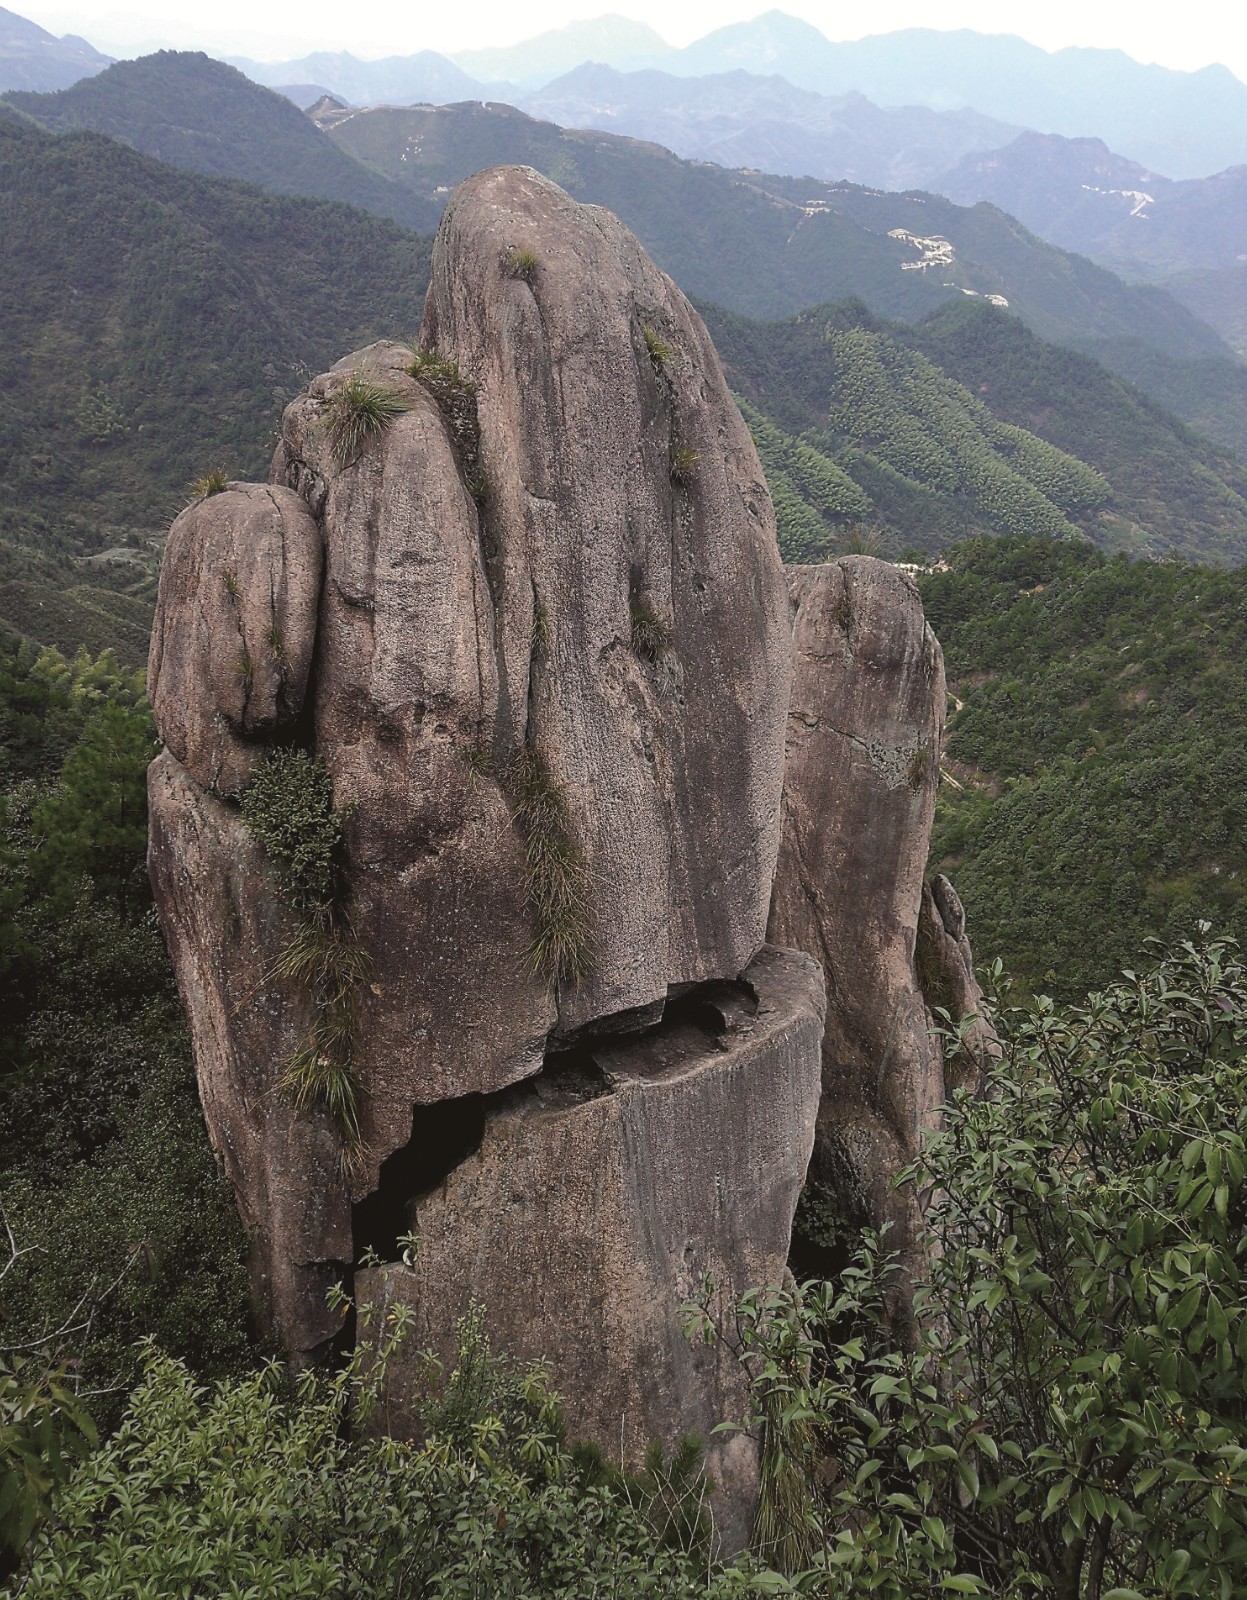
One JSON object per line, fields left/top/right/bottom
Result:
{"left": 523, "top": 63, "right": 1022, "bottom": 193}
{"left": 0, "top": 3, "right": 111, "bottom": 92}
{"left": 658, "top": 13, "right": 1247, "bottom": 180}
{"left": 938, "top": 132, "right": 1247, "bottom": 356}
{"left": 3, "top": 51, "right": 441, "bottom": 231}
{"left": 452, "top": 14, "right": 670, "bottom": 87}
{"left": 312, "top": 97, "right": 1232, "bottom": 363}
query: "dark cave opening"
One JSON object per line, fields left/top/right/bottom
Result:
{"left": 352, "top": 1092, "right": 486, "bottom": 1266}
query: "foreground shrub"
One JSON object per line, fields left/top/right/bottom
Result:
{"left": 10, "top": 1311, "right": 781, "bottom": 1598}
{"left": 696, "top": 929, "right": 1247, "bottom": 1596}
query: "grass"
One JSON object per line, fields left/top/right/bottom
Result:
{"left": 465, "top": 472, "right": 488, "bottom": 506}
{"left": 630, "top": 603, "right": 672, "bottom": 663}
{"left": 266, "top": 615, "right": 285, "bottom": 663}
{"left": 222, "top": 568, "right": 241, "bottom": 600}
{"left": 642, "top": 326, "right": 673, "bottom": 372}
{"left": 669, "top": 442, "right": 699, "bottom": 485}
{"left": 323, "top": 373, "right": 413, "bottom": 462}
{"left": 189, "top": 468, "right": 230, "bottom": 501}
{"left": 274, "top": 918, "right": 368, "bottom": 1165}
{"left": 507, "top": 745, "right": 591, "bottom": 987}
{"left": 406, "top": 347, "right": 474, "bottom": 391}
{"left": 503, "top": 246, "right": 538, "bottom": 282}
{"left": 235, "top": 648, "right": 253, "bottom": 680}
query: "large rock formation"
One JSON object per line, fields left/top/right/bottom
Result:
{"left": 148, "top": 163, "right": 815, "bottom": 1539}
{"left": 148, "top": 163, "right": 991, "bottom": 1549}
{"left": 768, "top": 559, "right": 991, "bottom": 1284}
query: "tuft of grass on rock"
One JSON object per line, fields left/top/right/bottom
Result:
{"left": 324, "top": 373, "right": 413, "bottom": 462}
{"left": 503, "top": 246, "right": 538, "bottom": 282}
{"left": 642, "top": 326, "right": 672, "bottom": 372}
{"left": 190, "top": 468, "right": 230, "bottom": 501}
{"left": 669, "top": 441, "right": 699, "bottom": 485}
{"left": 630, "top": 603, "right": 672, "bottom": 662}
{"left": 507, "top": 746, "right": 591, "bottom": 987}
{"left": 406, "top": 347, "right": 474, "bottom": 391}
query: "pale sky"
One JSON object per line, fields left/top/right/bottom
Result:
{"left": 16, "top": 0, "right": 1247, "bottom": 81}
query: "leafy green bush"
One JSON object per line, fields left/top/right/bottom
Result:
{"left": 10, "top": 1310, "right": 776, "bottom": 1598}
{"left": 694, "top": 931, "right": 1247, "bottom": 1596}
{"left": 241, "top": 750, "right": 366, "bottom": 1152}
{"left": 240, "top": 749, "right": 344, "bottom": 911}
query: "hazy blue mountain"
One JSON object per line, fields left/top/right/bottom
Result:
{"left": 316, "top": 97, "right": 1231, "bottom": 366}
{"left": 522, "top": 62, "right": 1021, "bottom": 192}
{"left": 0, "top": 3, "right": 110, "bottom": 92}
{"left": 937, "top": 132, "right": 1247, "bottom": 355}
{"left": 232, "top": 47, "right": 490, "bottom": 108}
{"left": 656, "top": 12, "right": 1247, "bottom": 179}
{"left": 451, "top": 15, "right": 670, "bottom": 88}
{"left": 939, "top": 133, "right": 1247, "bottom": 277}
{"left": 269, "top": 84, "right": 341, "bottom": 111}
{"left": 4, "top": 51, "right": 441, "bottom": 231}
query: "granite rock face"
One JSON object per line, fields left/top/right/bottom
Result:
{"left": 148, "top": 484, "right": 322, "bottom": 797}
{"left": 147, "top": 163, "right": 988, "bottom": 1545}
{"left": 768, "top": 558, "right": 990, "bottom": 1278}
{"left": 148, "top": 165, "right": 800, "bottom": 1389}
{"left": 356, "top": 945, "right": 825, "bottom": 1554}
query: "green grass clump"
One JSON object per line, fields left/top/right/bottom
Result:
{"left": 406, "top": 347, "right": 474, "bottom": 390}
{"left": 630, "top": 603, "right": 672, "bottom": 662}
{"left": 503, "top": 246, "right": 538, "bottom": 282}
{"left": 189, "top": 467, "right": 230, "bottom": 501}
{"left": 324, "top": 373, "right": 412, "bottom": 462}
{"left": 642, "top": 325, "right": 673, "bottom": 371}
{"left": 669, "top": 442, "right": 699, "bottom": 485}
{"left": 507, "top": 746, "right": 591, "bottom": 987}
{"left": 242, "top": 751, "right": 368, "bottom": 1157}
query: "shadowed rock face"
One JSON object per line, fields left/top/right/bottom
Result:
{"left": 149, "top": 164, "right": 800, "bottom": 1394}
{"left": 767, "top": 558, "right": 991, "bottom": 1281}
{"left": 356, "top": 945, "right": 825, "bottom": 1555}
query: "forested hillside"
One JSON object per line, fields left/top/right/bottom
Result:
{"left": 712, "top": 298, "right": 1247, "bottom": 562}
{"left": 920, "top": 535, "right": 1247, "bottom": 997}
{"left": 0, "top": 112, "right": 429, "bottom": 659}
{"left": 4, "top": 52, "right": 439, "bottom": 230}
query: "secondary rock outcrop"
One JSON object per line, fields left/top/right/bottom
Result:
{"left": 768, "top": 559, "right": 991, "bottom": 1285}
{"left": 357, "top": 945, "right": 824, "bottom": 1553}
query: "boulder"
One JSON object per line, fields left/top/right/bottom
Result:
{"left": 356, "top": 945, "right": 825, "bottom": 1555}
{"left": 148, "top": 484, "right": 322, "bottom": 796}
{"left": 147, "top": 750, "right": 350, "bottom": 1355}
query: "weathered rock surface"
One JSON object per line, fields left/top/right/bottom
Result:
{"left": 147, "top": 750, "right": 350, "bottom": 1354}
{"left": 418, "top": 166, "right": 793, "bottom": 1035}
{"left": 148, "top": 484, "right": 322, "bottom": 797}
{"left": 357, "top": 945, "right": 825, "bottom": 1553}
{"left": 149, "top": 166, "right": 797, "bottom": 1358}
{"left": 767, "top": 558, "right": 989, "bottom": 1276}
